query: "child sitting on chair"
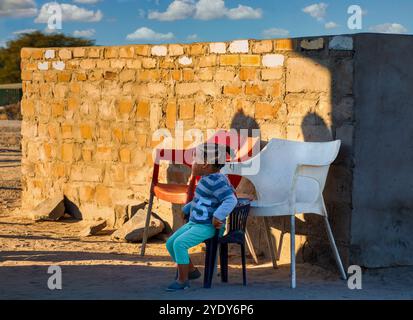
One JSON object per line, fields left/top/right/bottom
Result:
{"left": 165, "top": 143, "right": 238, "bottom": 292}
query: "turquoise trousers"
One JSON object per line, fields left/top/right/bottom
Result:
{"left": 166, "top": 221, "right": 225, "bottom": 265}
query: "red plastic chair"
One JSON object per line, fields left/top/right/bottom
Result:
{"left": 140, "top": 130, "right": 259, "bottom": 256}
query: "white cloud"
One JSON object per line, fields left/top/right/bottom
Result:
{"left": 13, "top": 28, "right": 38, "bottom": 35}
{"left": 73, "top": 29, "right": 96, "bottom": 37}
{"left": 225, "top": 4, "right": 262, "bottom": 20}
{"left": 369, "top": 23, "right": 408, "bottom": 34}
{"left": 302, "top": 2, "right": 328, "bottom": 21}
{"left": 194, "top": 0, "right": 225, "bottom": 20}
{"left": 325, "top": 21, "right": 338, "bottom": 29}
{"left": 73, "top": 0, "right": 101, "bottom": 3}
{"left": 0, "top": 0, "right": 37, "bottom": 18}
{"left": 148, "top": 0, "right": 262, "bottom": 21}
{"left": 126, "top": 27, "right": 174, "bottom": 41}
{"left": 262, "top": 27, "right": 290, "bottom": 38}
{"left": 186, "top": 33, "right": 198, "bottom": 40}
{"left": 35, "top": 2, "right": 103, "bottom": 23}
{"left": 148, "top": 0, "right": 195, "bottom": 21}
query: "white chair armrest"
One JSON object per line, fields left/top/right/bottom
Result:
{"left": 289, "top": 163, "right": 330, "bottom": 213}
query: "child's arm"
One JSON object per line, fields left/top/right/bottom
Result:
{"left": 212, "top": 187, "right": 238, "bottom": 221}
{"left": 182, "top": 201, "right": 192, "bottom": 217}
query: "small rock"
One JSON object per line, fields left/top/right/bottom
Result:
{"left": 79, "top": 220, "right": 107, "bottom": 237}
{"left": 111, "top": 209, "right": 164, "bottom": 243}
{"left": 31, "top": 195, "right": 65, "bottom": 221}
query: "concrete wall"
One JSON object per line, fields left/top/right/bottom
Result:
{"left": 351, "top": 34, "right": 413, "bottom": 267}
{"left": 20, "top": 35, "right": 356, "bottom": 266}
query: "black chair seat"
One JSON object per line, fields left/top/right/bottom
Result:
{"left": 219, "top": 230, "right": 245, "bottom": 245}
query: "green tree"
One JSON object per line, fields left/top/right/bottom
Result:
{"left": 0, "top": 31, "right": 95, "bottom": 84}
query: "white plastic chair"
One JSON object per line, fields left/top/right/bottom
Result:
{"left": 221, "top": 138, "right": 347, "bottom": 288}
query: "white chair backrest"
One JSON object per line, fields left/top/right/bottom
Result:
{"left": 224, "top": 138, "right": 340, "bottom": 204}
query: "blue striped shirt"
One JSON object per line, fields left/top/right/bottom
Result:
{"left": 183, "top": 173, "right": 237, "bottom": 224}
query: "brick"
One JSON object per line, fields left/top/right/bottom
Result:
{"left": 67, "top": 98, "right": 79, "bottom": 113}
{"left": 275, "top": 39, "right": 295, "bottom": 51}
{"left": 197, "top": 68, "right": 213, "bottom": 81}
{"left": 215, "top": 70, "right": 235, "bottom": 81}
{"left": 147, "top": 83, "right": 167, "bottom": 96}
{"left": 119, "top": 69, "right": 135, "bottom": 82}
{"left": 80, "top": 59, "right": 96, "bottom": 70}
{"left": 21, "top": 70, "right": 32, "bottom": 81}
{"left": 189, "top": 43, "right": 204, "bottom": 55}
{"left": 220, "top": 55, "right": 239, "bottom": 66}
{"left": 136, "top": 134, "right": 147, "bottom": 147}
{"left": 79, "top": 186, "right": 95, "bottom": 202}
{"left": 119, "top": 46, "right": 134, "bottom": 58}
{"left": 82, "top": 148, "right": 93, "bottom": 161}
{"left": 261, "top": 68, "right": 283, "bottom": 80}
{"left": 199, "top": 82, "right": 222, "bottom": 96}
{"left": 199, "top": 55, "right": 216, "bottom": 67}
{"left": 73, "top": 47, "right": 86, "bottom": 58}
{"left": 105, "top": 47, "right": 119, "bottom": 58}
{"left": 179, "top": 99, "right": 195, "bottom": 119}
{"left": 112, "top": 128, "right": 123, "bottom": 142}
{"left": 224, "top": 85, "right": 242, "bottom": 95}
{"left": 88, "top": 48, "right": 101, "bottom": 58}
{"left": 255, "top": 102, "right": 281, "bottom": 119}
{"left": 169, "top": 44, "right": 184, "bottom": 56}
{"left": 301, "top": 38, "right": 324, "bottom": 50}
{"left": 138, "top": 70, "right": 160, "bottom": 81}
{"left": 61, "top": 124, "right": 73, "bottom": 139}
{"left": 166, "top": 101, "right": 177, "bottom": 129}
{"left": 58, "top": 72, "right": 71, "bottom": 82}
{"left": 229, "top": 40, "right": 249, "bottom": 53}
{"left": 52, "top": 102, "right": 64, "bottom": 117}
{"left": 95, "top": 185, "right": 112, "bottom": 206}
{"left": 89, "top": 70, "right": 103, "bottom": 81}
{"left": 77, "top": 72, "right": 87, "bottom": 81}
{"left": 245, "top": 84, "right": 265, "bottom": 96}
{"left": 240, "top": 55, "right": 261, "bottom": 66}
{"left": 267, "top": 81, "right": 282, "bottom": 97}
{"left": 58, "top": 48, "right": 72, "bottom": 60}
{"left": 135, "top": 45, "right": 150, "bottom": 56}
{"left": 210, "top": 42, "right": 226, "bottom": 54}
{"left": 21, "top": 99, "right": 35, "bottom": 116}
{"left": 262, "top": 54, "right": 284, "bottom": 67}
{"left": 111, "top": 59, "right": 126, "bottom": 69}
{"left": 176, "top": 83, "right": 199, "bottom": 96}
{"left": 80, "top": 124, "right": 93, "bottom": 139}
{"left": 96, "top": 146, "right": 112, "bottom": 161}
{"left": 61, "top": 143, "right": 74, "bottom": 161}
{"left": 96, "top": 60, "right": 110, "bottom": 68}
{"left": 136, "top": 100, "right": 150, "bottom": 119}
{"left": 160, "top": 57, "right": 175, "bottom": 69}
{"left": 239, "top": 67, "right": 257, "bottom": 81}
{"left": 141, "top": 57, "right": 156, "bottom": 69}
{"left": 178, "top": 56, "right": 193, "bottom": 66}
{"left": 252, "top": 40, "right": 273, "bottom": 53}
{"left": 118, "top": 98, "right": 133, "bottom": 115}
{"left": 104, "top": 71, "right": 117, "bottom": 80}
{"left": 126, "top": 59, "right": 142, "bottom": 69}
{"left": 151, "top": 45, "right": 167, "bottom": 56}
{"left": 183, "top": 69, "right": 195, "bottom": 81}
{"left": 119, "top": 148, "right": 131, "bottom": 163}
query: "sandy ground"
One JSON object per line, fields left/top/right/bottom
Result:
{"left": 1, "top": 121, "right": 413, "bottom": 300}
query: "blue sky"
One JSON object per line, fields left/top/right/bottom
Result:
{"left": 1, "top": 0, "right": 413, "bottom": 46}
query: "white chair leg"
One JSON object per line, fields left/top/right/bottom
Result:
{"left": 324, "top": 215, "right": 347, "bottom": 280}
{"left": 245, "top": 228, "right": 259, "bottom": 264}
{"left": 290, "top": 214, "right": 296, "bottom": 288}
